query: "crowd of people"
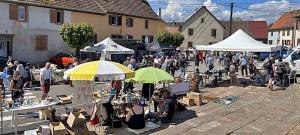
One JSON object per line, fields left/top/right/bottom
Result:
{"left": 193, "top": 50, "right": 293, "bottom": 89}
{"left": 1, "top": 56, "right": 34, "bottom": 104}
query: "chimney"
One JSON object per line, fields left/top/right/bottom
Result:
{"left": 159, "top": 7, "right": 161, "bottom": 18}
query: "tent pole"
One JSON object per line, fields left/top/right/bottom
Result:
{"left": 149, "top": 84, "right": 151, "bottom": 112}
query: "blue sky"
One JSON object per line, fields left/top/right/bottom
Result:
{"left": 148, "top": 0, "right": 300, "bottom": 23}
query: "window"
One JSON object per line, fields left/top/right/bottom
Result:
{"left": 187, "top": 42, "right": 193, "bottom": 47}
{"left": 126, "top": 17, "right": 134, "bottom": 27}
{"left": 142, "top": 35, "right": 153, "bottom": 43}
{"left": 282, "top": 40, "right": 285, "bottom": 45}
{"left": 269, "top": 40, "right": 273, "bottom": 45}
{"left": 188, "top": 28, "right": 193, "bottom": 36}
{"left": 17, "top": 6, "right": 25, "bottom": 21}
{"left": 145, "top": 20, "right": 149, "bottom": 29}
{"left": 201, "top": 18, "right": 205, "bottom": 23}
{"left": 211, "top": 29, "right": 217, "bottom": 37}
{"left": 124, "top": 35, "right": 133, "bottom": 39}
{"left": 0, "top": 42, "right": 3, "bottom": 50}
{"left": 10, "top": 4, "right": 27, "bottom": 21}
{"left": 111, "top": 34, "right": 123, "bottom": 39}
{"left": 50, "top": 9, "right": 64, "bottom": 24}
{"left": 109, "top": 15, "right": 122, "bottom": 26}
{"left": 287, "top": 29, "right": 290, "bottom": 36}
{"left": 35, "top": 35, "right": 48, "bottom": 51}
{"left": 271, "top": 31, "right": 273, "bottom": 36}
{"left": 282, "top": 30, "right": 285, "bottom": 36}
{"left": 56, "top": 11, "right": 62, "bottom": 23}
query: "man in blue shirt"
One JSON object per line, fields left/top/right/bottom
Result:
{"left": 240, "top": 56, "right": 248, "bottom": 77}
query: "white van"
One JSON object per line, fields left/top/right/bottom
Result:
{"left": 282, "top": 46, "right": 300, "bottom": 74}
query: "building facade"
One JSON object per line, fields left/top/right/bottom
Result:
{"left": 181, "top": 6, "right": 224, "bottom": 48}
{"left": 268, "top": 10, "right": 300, "bottom": 47}
{"left": 0, "top": 1, "right": 72, "bottom": 63}
{"left": 0, "top": 0, "right": 165, "bottom": 64}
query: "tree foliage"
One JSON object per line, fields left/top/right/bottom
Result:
{"left": 60, "top": 23, "right": 95, "bottom": 56}
{"left": 155, "top": 31, "right": 184, "bottom": 47}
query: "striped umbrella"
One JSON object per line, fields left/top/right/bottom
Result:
{"left": 63, "top": 60, "right": 134, "bottom": 81}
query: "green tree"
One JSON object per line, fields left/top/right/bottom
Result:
{"left": 155, "top": 31, "right": 184, "bottom": 47}
{"left": 60, "top": 23, "right": 95, "bottom": 57}
{"left": 155, "top": 31, "right": 174, "bottom": 45}
{"left": 172, "top": 32, "right": 185, "bottom": 47}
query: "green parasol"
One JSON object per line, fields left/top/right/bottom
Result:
{"left": 126, "top": 67, "right": 174, "bottom": 111}
{"left": 127, "top": 67, "right": 174, "bottom": 84}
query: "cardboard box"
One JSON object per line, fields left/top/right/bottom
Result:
{"left": 203, "top": 96, "right": 218, "bottom": 101}
{"left": 49, "top": 122, "right": 66, "bottom": 135}
{"left": 39, "top": 108, "right": 51, "bottom": 120}
{"left": 66, "top": 128, "right": 88, "bottom": 135}
{"left": 67, "top": 112, "right": 86, "bottom": 130}
{"left": 187, "top": 92, "right": 202, "bottom": 106}
{"left": 38, "top": 125, "right": 50, "bottom": 135}
{"left": 183, "top": 97, "right": 194, "bottom": 106}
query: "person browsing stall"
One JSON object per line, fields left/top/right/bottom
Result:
{"left": 40, "top": 62, "right": 52, "bottom": 100}
{"left": 125, "top": 98, "right": 145, "bottom": 129}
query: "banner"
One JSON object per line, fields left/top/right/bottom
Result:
{"left": 73, "top": 80, "right": 94, "bottom": 105}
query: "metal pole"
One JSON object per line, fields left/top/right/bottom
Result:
{"left": 229, "top": 3, "right": 234, "bottom": 36}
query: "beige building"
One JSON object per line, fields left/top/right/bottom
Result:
{"left": 181, "top": 6, "right": 224, "bottom": 48}
{"left": 71, "top": 0, "right": 165, "bottom": 44}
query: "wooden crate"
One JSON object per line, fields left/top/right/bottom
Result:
{"left": 183, "top": 97, "right": 194, "bottom": 106}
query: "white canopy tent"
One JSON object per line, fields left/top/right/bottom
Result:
{"left": 195, "top": 29, "right": 281, "bottom": 52}
{"left": 81, "top": 37, "right": 134, "bottom": 54}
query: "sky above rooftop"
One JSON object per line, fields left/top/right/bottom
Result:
{"left": 148, "top": 0, "right": 300, "bottom": 23}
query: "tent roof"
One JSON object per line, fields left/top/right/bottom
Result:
{"left": 195, "top": 29, "right": 280, "bottom": 52}
{"left": 146, "top": 40, "right": 174, "bottom": 52}
{"left": 81, "top": 37, "right": 134, "bottom": 54}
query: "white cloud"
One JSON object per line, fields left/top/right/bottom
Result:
{"left": 158, "top": 0, "right": 299, "bottom": 23}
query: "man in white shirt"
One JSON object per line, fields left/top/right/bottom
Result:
{"left": 40, "top": 62, "right": 51, "bottom": 99}
{"left": 153, "top": 56, "right": 161, "bottom": 68}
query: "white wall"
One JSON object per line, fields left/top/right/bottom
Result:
{"left": 296, "top": 30, "right": 300, "bottom": 46}
{"left": 181, "top": 10, "right": 224, "bottom": 48}
{"left": 268, "top": 30, "right": 279, "bottom": 45}
{"left": 0, "top": 2, "right": 72, "bottom": 64}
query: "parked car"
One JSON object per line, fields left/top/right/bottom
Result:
{"left": 282, "top": 46, "right": 300, "bottom": 74}
{"left": 49, "top": 53, "right": 75, "bottom": 68}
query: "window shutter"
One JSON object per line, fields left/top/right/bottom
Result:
{"left": 118, "top": 16, "right": 122, "bottom": 25}
{"left": 24, "top": 6, "right": 28, "bottom": 22}
{"left": 36, "top": 35, "right": 48, "bottom": 50}
{"left": 109, "top": 15, "right": 112, "bottom": 25}
{"left": 61, "top": 11, "right": 64, "bottom": 24}
{"left": 50, "top": 9, "right": 56, "bottom": 23}
{"left": 9, "top": 4, "right": 18, "bottom": 20}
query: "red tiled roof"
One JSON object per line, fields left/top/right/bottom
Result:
{"left": 1, "top": 0, "right": 161, "bottom": 20}
{"left": 270, "top": 9, "right": 300, "bottom": 30}
{"left": 221, "top": 21, "right": 268, "bottom": 39}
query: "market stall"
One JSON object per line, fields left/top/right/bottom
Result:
{"left": 195, "top": 29, "right": 281, "bottom": 52}
{"left": 63, "top": 60, "right": 135, "bottom": 134}
{"left": 127, "top": 67, "right": 174, "bottom": 111}
{"left": 81, "top": 37, "right": 134, "bottom": 60}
